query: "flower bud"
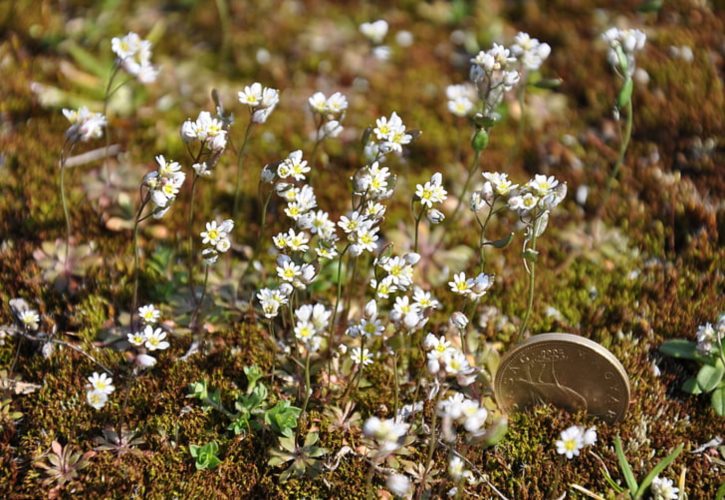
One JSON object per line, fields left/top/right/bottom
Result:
{"left": 426, "top": 208, "right": 445, "bottom": 224}
{"left": 450, "top": 312, "right": 469, "bottom": 330}
{"left": 364, "top": 300, "right": 377, "bottom": 320}
{"left": 471, "top": 128, "right": 489, "bottom": 152}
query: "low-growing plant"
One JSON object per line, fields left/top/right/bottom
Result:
{"left": 660, "top": 314, "right": 725, "bottom": 416}
{"left": 189, "top": 441, "right": 222, "bottom": 471}
{"left": 267, "top": 431, "right": 328, "bottom": 481}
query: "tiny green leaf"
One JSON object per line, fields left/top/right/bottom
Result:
{"left": 614, "top": 436, "right": 638, "bottom": 493}
{"left": 659, "top": 339, "right": 700, "bottom": 360}
{"left": 485, "top": 232, "right": 514, "bottom": 249}
{"left": 681, "top": 377, "right": 703, "bottom": 395}
{"left": 712, "top": 386, "right": 725, "bottom": 416}
{"left": 696, "top": 363, "right": 724, "bottom": 392}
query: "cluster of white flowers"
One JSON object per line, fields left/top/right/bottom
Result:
{"left": 554, "top": 425, "right": 597, "bottom": 459}
{"left": 293, "top": 303, "right": 330, "bottom": 352}
{"left": 346, "top": 299, "right": 385, "bottom": 338}
{"left": 363, "top": 416, "right": 409, "bottom": 454}
{"left": 86, "top": 372, "right": 115, "bottom": 410}
{"left": 370, "top": 254, "right": 425, "bottom": 301}
{"left": 62, "top": 107, "right": 107, "bottom": 143}
{"left": 111, "top": 32, "right": 158, "bottom": 84}
{"left": 181, "top": 110, "right": 228, "bottom": 156}
{"left": 439, "top": 392, "right": 488, "bottom": 435}
{"left": 446, "top": 83, "right": 477, "bottom": 117}
{"left": 338, "top": 210, "right": 381, "bottom": 257}
{"left": 424, "top": 334, "right": 476, "bottom": 385}
{"left": 276, "top": 255, "right": 317, "bottom": 289}
{"left": 368, "top": 111, "right": 414, "bottom": 157}
{"left": 602, "top": 27, "right": 647, "bottom": 76}
{"left": 126, "top": 304, "right": 171, "bottom": 368}
{"left": 469, "top": 43, "right": 521, "bottom": 119}
{"left": 386, "top": 473, "right": 411, "bottom": 497}
{"left": 447, "top": 456, "right": 478, "bottom": 485}
{"left": 256, "top": 286, "right": 292, "bottom": 319}
{"left": 695, "top": 314, "right": 724, "bottom": 356}
{"left": 143, "top": 155, "right": 186, "bottom": 218}
{"left": 650, "top": 476, "right": 680, "bottom": 500}
{"left": 200, "top": 219, "right": 234, "bottom": 264}
{"left": 308, "top": 91, "right": 348, "bottom": 140}
{"left": 448, "top": 271, "right": 494, "bottom": 300}
{"left": 511, "top": 32, "right": 551, "bottom": 71}
{"left": 415, "top": 172, "right": 448, "bottom": 224}
{"left": 354, "top": 161, "right": 395, "bottom": 202}
{"left": 238, "top": 82, "right": 280, "bottom": 124}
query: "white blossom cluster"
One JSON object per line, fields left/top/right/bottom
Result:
{"left": 445, "top": 83, "right": 477, "bottom": 118}
{"left": 359, "top": 19, "right": 390, "bottom": 60}
{"left": 511, "top": 31, "right": 551, "bottom": 71}
{"left": 127, "top": 304, "right": 171, "bottom": 369}
{"left": 602, "top": 27, "right": 647, "bottom": 76}
{"left": 448, "top": 271, "right": 494, "bottom": 300}
{"left": 238, "top": 82, "right": 280, "bottom": 124}
{"left": 416, "top": 173, "right": 448, "bottom": 224}
{"left": 695, "top": 314, "right": 725, "bottom": 356}
{"left": 62, "top": 107, "right": 107, "bottom": 143}
{"left": 111, "top": 32, "right": 158, "bottom": 84}
{"left": 293, "top": 303, "right": 331, "bottom": 353}
{"left": 448, "top": 456, "right": 479, "bottom": 485}
{"left": 86, "top": 372, "right": 115, "bottom": 410}
{"left": 424, "top": 333, "right": 476, "bottom": 386}
{"left": 469, "top": 43, "right": 521, "bottom": 119}
{"left": 554, "top": 425, "right": 597, "bottom": 459}
{"left": 143, "top": 155, "right": 186, "bottom": 219}
{"left": 367, "top": 111, "right": 415, "bottom": 158}
{"left": 308, "top": 91, "right": 348, "bottom": 140}
{"left": 363, "top": 416, "right": 409, "bottom": 454}
{"left": 181, "top": 111, "right": 228, "bottom": 158}
{"left": 200, "top": 219, "right": 234, "bottom": 264}
{"left": 650, "top": 476, "right": 680, "bottom": 500}
{"left": 438, "top": 392, "right": 488, "bottom": 436}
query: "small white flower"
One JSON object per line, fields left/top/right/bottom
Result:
{"left": 650, "top": 476, "right": 679, "bottom": 500}
{"left": 449, "top": 272, "right": 471, "bottom": 295}
{"left": 360, "top": 20, "right": 388, "bottom": 44}
{"left": 555, "top": 426, "right": 584, "bottom": 459}
{"left": 88, "top": 372, "right": 115, "bottom": 395}
{"left": 127, "top": 331, "right": 146, "bottom": 347}
{"left": 19, "top": 309, "right": 40, "bottom": 330}
{"left": 143, "top": 326, "right": 170, "bottom": 351}
{"left": 386, "top": 473, "right": 411, "bottom": 497}
{"left": 416, "top": 173, "right": 448, "bottom": 208}
{"left": 86, "top": 389, "right": 108, "bottom": 410}
{"left": 350, "top": 347, "right": 374, "bottom": 366}
{"left": 138, "top": 304, "right": 160, "bottom": 325}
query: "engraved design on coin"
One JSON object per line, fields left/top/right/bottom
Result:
{"left": 494, "top": 333, "right": 630, "bottom": 423}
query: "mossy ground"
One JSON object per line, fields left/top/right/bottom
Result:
{"left": 1, "top": 0, "right": 723, "bottom": 498}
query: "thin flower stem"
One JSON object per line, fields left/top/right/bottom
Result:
{"left": 187, "top": 173, "right": 200, "bottom": 299}
{"left": 232, "top": 117, "right": 254, "bottom": 224}
{"left": 602, "top": 96, "right": 633, "bottom": 209}
{"left": 240, "top": 185, "right": 273, "bottom": 285}
{"left": 300, "top": 350, "right": 312, "bottom": 420}
{"left": 344, "top": 256, "right": 359, "bottom": 313}
{"left": 130, "top": 193, "right": 150, "bottom": 331}
{"left": 517, "top": 231, "right": 538, "bottom": 342}
{"left": 447, "top": 148, "right": 482, "bottom": 227}
{"left": 190, "top": 265, "right": 210, "bottom": 331}
{"left": 515, "top": 77, "right": 527, "bottom": 160}
{"left": 419, "top": 386, "right": 445, "bottom": 497}
{"left": 58, "top": 141, "right": 75, "bottom": 271}
{"left": 102, "top": 63, "right": 121, "bottom": 186}
{"left": 330, "top": 244, "right": 350, "bottom": 338}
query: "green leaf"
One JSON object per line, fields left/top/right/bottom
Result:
{"left": 614, "top": 436, "right": 638, "bottom": 493}
{"left": 715, "top": 481, "right": 725, "bottom": 500}
{"left": 617, "top": 78, "right": 634, "bottom": 108}
{"left": 659, "top": 339, "right": 700, "bottom": 360}
{"left": 681, "top": 377, "right": 702, "bottom": 395}
{"left": 638, "top": 0, "right": 663, "bottom": 12}
{"left": 485, "top": 232, "right": 514, "bottom": 249}
{"left": 244, "top": 365, "right": 264, "bottom": 393}
{"left": 712, "top": 386, "right": 725, "bottom": 416}
{"left": 635, "top": 444, "right": 684, "bottom": 498}
{"left": 696, "top": 363, "right": 724, "bottom": 392}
